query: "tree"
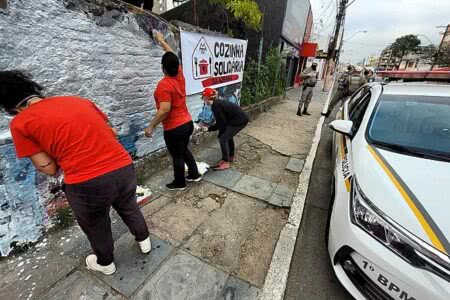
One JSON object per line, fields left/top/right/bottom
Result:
{"left": 436, "top": 44, "right": 450, "bottom": 68}
{"left": 391, "top": 34, "right": 421, "bottom": 65}
{"left": 209, "top": 0, "right": 263, "bottom": 31}
{"left": 419, "top": 44, "right": 437, "bottom": 64}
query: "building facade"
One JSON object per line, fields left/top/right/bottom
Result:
{"left": 162, "top": 0, "right": 313, "bottom": 87}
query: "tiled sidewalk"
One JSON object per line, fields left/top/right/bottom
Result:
{"left": 0, "top": 85, "right": 328, "bottom": 300}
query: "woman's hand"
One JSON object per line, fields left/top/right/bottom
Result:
{"left": 144, "top": 126, "right": 154, "bottom": 138}
{"left": 153, "top": 31, "right": 174, "bottom": 52}
{"left": 154, "top": 32, "right": 165, "bottom": 44}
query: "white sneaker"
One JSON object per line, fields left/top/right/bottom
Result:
{"left": 138, "top": 237, "right": 152, "bottom": 254}
{"left": 85, "top": 254, "right": 116, "bottom": 275}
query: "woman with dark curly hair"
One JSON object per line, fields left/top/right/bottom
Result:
{"left": 0, "top": 71, "right": 150, "bottom": 275}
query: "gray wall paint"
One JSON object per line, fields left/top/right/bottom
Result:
{"left": 0, "top": 0, "right": 202, "bottom": 256}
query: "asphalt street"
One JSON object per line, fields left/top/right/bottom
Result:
{"left": 284, "top": 112, "right": 353, "bottom": 300}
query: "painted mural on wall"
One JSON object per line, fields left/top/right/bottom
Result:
{"left": 0, "top": 0, "right": 204, "bottom": 256}
{"left": 197, "top": 82, "right": 242, "bottom": 125}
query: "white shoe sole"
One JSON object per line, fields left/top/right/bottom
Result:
{"left": 186, "top": 177, "right": 202, "bottom": 182}
{"left": 166, "top": 186, "right": 186, "bottom": 191}
{"left": 86, "top": 256, "right": 116, "bottom": 275}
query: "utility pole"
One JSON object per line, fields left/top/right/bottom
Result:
{"left": 323, "top": 0, "right": 349, "bottom": 91}
{"left": 431, "top": 24, "right": 450, "bottom": 70}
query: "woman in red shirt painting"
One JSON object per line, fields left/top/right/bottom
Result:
{"left": 0, "top": 71, "right": 150, "bottom": 275}
{"left": 145, "top": 32, "right": 201, "bottom": 190}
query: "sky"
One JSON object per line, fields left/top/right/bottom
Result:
{"left": 309, "top": 0, "right": 450, "bottom": 64}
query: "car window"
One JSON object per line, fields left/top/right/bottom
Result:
{"left": 348, "top": 86, "right": 369, "bottom": 112}
{"left": 350, "top": 92, "right": 371, "bottom": 132}
{"left": 368, "top": 94, "right": 450, "bottom": 161}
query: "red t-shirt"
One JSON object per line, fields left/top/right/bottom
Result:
{"left": 154, "top": 67, "right": 192, "bottom": 131}
{"left": 10, "top": 96, "right": 132, "bottom": 184}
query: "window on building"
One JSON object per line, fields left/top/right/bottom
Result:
{"left": 122, "top": 0, "right": 153, "bottom": 11}
{"left": 0, "top": 0, "right": 7, "bottom": 10}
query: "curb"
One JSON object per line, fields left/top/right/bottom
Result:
{"left": 259, "top": 83, "right": 334, "bottom": 300}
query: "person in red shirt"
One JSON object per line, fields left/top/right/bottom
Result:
{"left": 0, "top": 71, "right": 150, "bottom": 275}
{"left": 145, "top": 32, "right": 201, "bottom": 190}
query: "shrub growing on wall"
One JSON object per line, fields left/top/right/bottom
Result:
{"left": 241, "top": 48, "right": 286, "bottom": 106}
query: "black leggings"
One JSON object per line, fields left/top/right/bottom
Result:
{"left": 218, "top": 124, "right": 247, "bottom": 162}
{"left": 65, "top": 164, "right": 149, "bottom": 266}
{"left": 164, "top": 121, "right": 200, "bottom": 185}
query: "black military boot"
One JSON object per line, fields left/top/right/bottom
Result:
{"left": 303, "top": 107, "right": 311, "bottom": 115}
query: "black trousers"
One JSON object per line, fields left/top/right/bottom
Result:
{"left": 327, "top": 89, "right": 347, "bottom": 114}
{"left": 65, "top": 164, "right": 149, "bottom": 266}
{"left": 164, "top": 121, "right": 200, "bottom": 186}
{"left": 218, "top": 124, "right": 247, "bottom": 162}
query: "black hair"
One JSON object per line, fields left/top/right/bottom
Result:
{"left": 0, "top": 71, "right": 44, "bottom": 110}
{"left": 347, "top": 66, "right": 353, "bottom": 71}
{"left": 161, "top": 52, "right": 179, "bottom": 77}
{"left": 311, "top": 64, "right": 318, "bottom": 71}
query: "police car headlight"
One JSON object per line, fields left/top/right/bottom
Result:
{"left": 350, "top": 179, "right": 405, "bottom": 251}
{"left": 350, "top": 178, "right": 450, "bottom": 280}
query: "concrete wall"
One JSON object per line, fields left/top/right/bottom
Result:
{"left": 0, "top": 0, "right": 203, "bottom": 256}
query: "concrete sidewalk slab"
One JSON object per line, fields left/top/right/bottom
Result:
{"left": 174, "top": 182, "right": 228, "bottom": 213}
{"left": 247, "top": 152, "right": 289, "bottom": 182}
{"left": 90, "top": 233, "right": 173, "bottom": 298}
{"left": 237, "top": 207, "right": 288, "bottom": 287}
{"left": 286, "top": 157, "right": 305, "bottom": 173}
{"left": 268, "top": 193, "right": 292, "bottom": 208}
{"left": 149, "top": 203, "right": 210, "bottom": 246}
{"left": 132, "top": 252, "right": 228, "bottom": 300}
{"left": 274, "top": 184, "right": 295, "bottom": 199}
{"left": 268, "top": 184, "right": 295, "bottom": 208}
{"left": 232, "top": 175, "right": 277, "bottom": 201}
{"left": 195, "top": 146, "right": 222, "bottom": 164}
{"left": 203, "top": 168, "right": 243, "bottom": 189}
{"left": 183, "top": 193, "right": 265, "bottom": 274}
{"left": 43, "top": 271, "right": 120, "bottom": 300}
{"left": 217, "top": 276, "right": 260, "bottom": 299}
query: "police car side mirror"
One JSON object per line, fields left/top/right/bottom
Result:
{"left": 329, "top": 120, "right": 354, "bottom": 138}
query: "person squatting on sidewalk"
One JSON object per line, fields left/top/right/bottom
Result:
{"left": 201, "top": 88, "right": 249, "bottom": 171}
{"left": 297, "top": 63, "right": 319, "bottom": 116}
{"left": 0, "top": 71, "right": 151, "bottom": 276}
{"left": 145, "top": 32, "right": 201, "bottom": 191}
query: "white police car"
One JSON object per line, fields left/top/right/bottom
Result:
{"left": 327, "top": 82, "right": 450, "bottom": 300}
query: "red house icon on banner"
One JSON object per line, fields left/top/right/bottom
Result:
{"left": 192, "top": 37, "right": 213, "bottom": 80}
{"left": 199, "top": 59, "right": 209, "bottom": 75}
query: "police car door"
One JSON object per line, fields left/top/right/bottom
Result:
{"left": 337, "top": 87, "right": 372, "bottom": 193}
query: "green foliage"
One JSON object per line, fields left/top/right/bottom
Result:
{"left": 437, "top": 45, "right": 450, "bottom": 67}
{"left": 209, "top": 0, "right": 263, "bottom": 31}
{"left": 54, "top": 207, "right": 74, "bottom": 228}
{"left": 241, "top": 48, "right": 286, "bottom": 106}
{"left": 391, "top": 34, "right": 421, "bottom": 60}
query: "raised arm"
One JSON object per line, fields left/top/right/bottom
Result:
{"left": 154, "top": 32, "right": 174, "bottom": 53}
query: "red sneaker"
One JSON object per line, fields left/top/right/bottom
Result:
{"left": 212, "top": 160, "right": 230, "bottom": 171}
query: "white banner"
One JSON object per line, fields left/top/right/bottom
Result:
{"left": 180, "top": 31, "right": 248, "bottom": 95}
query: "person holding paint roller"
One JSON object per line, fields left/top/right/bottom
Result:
{"left": 145, "top": 31, "right": 201, "bottom": 190}
{"left": 201, "top": 88, "right": 249, "bottom": 171}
